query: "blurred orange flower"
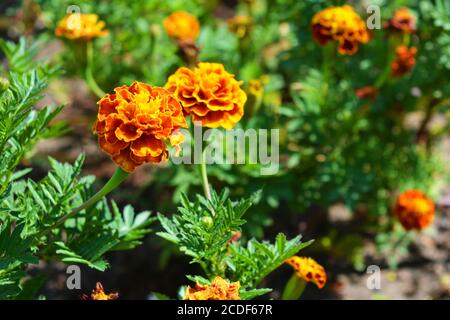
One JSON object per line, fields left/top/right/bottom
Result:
{"left": 394, "top": 189, "right": 435, "bottom": 230}
{"left": 82, "top": 282, "right": 118, "bottom": 300}
{"left": 55, "top": 13, "right": 108, "bottom": 40}
{"left": 163, "top": 11, "right": 200, "bottom": 41}
{"left": 165, "top": 62, "right": 247, "bottom": 129}
{"left": 184, "top": 276, "right": 240, "bottom": 300}
{"left": 311, "top": 5, "right": 370, "bottom": 55}
{"left": 385, "top": 8, "right": 416, "bottom": 34}
{"left": 93, "top": 82, "right": 187, "bottom": 172}
{"left": 285, "top": 256, "right": 327, "bottom": 289}
{"left": 391, "top": 45, "right": 417, "bottom": 77}
{"left": 355, "top": 86, "right": 378, "bottom": 100}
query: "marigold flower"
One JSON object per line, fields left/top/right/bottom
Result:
{"left": 227, "top": 15, "right": 253, "bottom": 38}
{"left": 385, "top": 8, "right": 416, "bottom": 34}
{"left": 391, "top": 45, "right": 417, "bottom": 77}
{"left": 55, "top": 13, "right": 108, "bottom": 40}
{"left": 394, "top": 189, "right": 435, "bottom": 230}
{"left": 93, "top": 82, "right": 187, "bottom": 172}
{"left": 184, "top": 276, "right": 240, "bottom": 300}
{"left": 163, "top": 11, "right": 200, "bottom": 41}
{"left": 82, "top": 282, "right": 118, "bottom": 300}
{"left": 165, "top": 63, "right": 247, "bottom": 129}
{"left": 285, "top": 256, "right": 326, "bottom": 289}
{"left": 311, "top": 5, "right": 370, "bottom": 55}
{"left": 248, "top": 79, "right": 263, "bottom": 98}
{"left": 355, "top": 86, "right": 378, "bottom": 100}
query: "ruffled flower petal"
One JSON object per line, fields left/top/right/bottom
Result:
{"left": 165, "top": 63, "right": 247, "bottom": 129}
{"left": 285, "top": 256, "right": 327, "bottom": 289}
{"left": 94, "top": 82, "right": 188, "bottom": 172}
{"left": 311, "top": 5, "right": 369, "bottom": 55}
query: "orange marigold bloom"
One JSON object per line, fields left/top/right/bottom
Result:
{"left": 163, "top": 11, "right": 200, "bottom": 41}
{"left": 385, "top": 8, "right": 416, "bottom": 34}
{"left": 82, "top": 282, "right": 118, "bottom": 300}
{"left": 311, "top": 5, "right": 370, "bottom": 55}
{"left": 285, "top": 256, "right": 326, "bottom": 289}
{"left": 184, "top": 276, "right": 240, "bottom": 300}
{"left": 394, "top": 189, "right": 435, "bottom": 230}
{"left": 391, "top": 45, "right": 417, "bottom": 77}
{"left": 165, "top": 63, "right": 247, "bottom": 129}
{"left": 55, "top": 13, "right": 108, "bottom": 40}
{"left": 93, "top": 82, "right": 187, "bottom": 172}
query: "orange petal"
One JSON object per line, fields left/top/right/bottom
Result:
{"left": 115, "top": 121, "right": 142, "bottom": 142}
{"left": 130, "top": 134, "right": 165, "bottom": 157}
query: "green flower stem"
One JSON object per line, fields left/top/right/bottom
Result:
{"left": 40, "top": 167, "right": 129, "bottom": 236}
{"left": 281, "top": 274, "right": 308, "bottom": 300}
{"left": 374, "top": 52, "right": 394, "bottom": 89}
{"left": 191, "top": 123, "right": 214, "bottom": 211}
{"left": 199, "top": 150, "right": 212, "bottom": 201}
{"left": 321, "top": 43, "right": 335, "bottom": 105}
{"left": 85, "top": 40, "right": 105, "bottom": 99}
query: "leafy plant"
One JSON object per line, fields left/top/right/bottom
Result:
{"left": 0, "top": 38, "right": 154, "bottom": 299}
{"left": 158, "top": 188, "right": 312, "bottom": 298}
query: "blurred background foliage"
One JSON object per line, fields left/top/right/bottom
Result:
{"left": 1, "top": 0, "right": 450, "bottom": 283}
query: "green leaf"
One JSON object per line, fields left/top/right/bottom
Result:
{"left": 239, "top": 288, "right": 272, "bottom": 300}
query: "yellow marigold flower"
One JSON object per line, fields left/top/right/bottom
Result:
{"left": 93, "top": 82, "right": 187, "bottom": 172}
{"left": 227, "top": 15, "right": 253, "bottom": 38}
{"left": 311, "top": 5, "right": 370, "bottom": 55}
{"left": 163, "top": 11, "right": 200, "bottom": 41}
{"left": 285, "top": 256, "right": 326, "bottom": 289}
{"left": 385, "top": 8, "right": 416, "bottom": 34}
{"left": 165, "top": 62, "right": 247, "bottom": 129}
{"left": 391, "top": 45, "right": 417, "bottom": 77}
{"left": 248, "top": 79, "right": 263, "bottom": 98}
{"left": 55, "top": 13, "right": 108, "bottom": 40}
{"left": 184, "top": 276, "right": 240, "bottom": 300}
{"left": 394, "top": 189, "right": 435, "bottom": 230}
{"left": 82, "top": 282, "right": 118, "bottom": 300}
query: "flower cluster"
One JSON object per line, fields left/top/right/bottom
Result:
{"left": 165, "top": 62, "right": 247, "bottom": 129}
{"left": 311, "top": 5, "right": 370, "bottom": 55}
{"left": 163, "top": 11, "right": 200, "bottom": 41}
{"left": 385, "top": 8, "right": 416, "bottom": 34}
{"left": 391, "top": 45, "right": 417, "bottom": 77}
{"left": 93, "top": 82, "right": 187, "bottom": 172}
{"left": 285, "top": 256, "right": 326, "bottom": 289}
{"left": 82, "top": 282, "right": 118, "bottom": 300}
{"left": 394, "top": 189, "right": 435, "bottom": 230}
{"left": 55, "top": 13, "right": 108, "bottom": 40}
{"left": 184, "top": 276, "right": 240, "bottom": 300}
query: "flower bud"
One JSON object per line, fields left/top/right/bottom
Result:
{"left": 201, "top": 216, "right": 213, "bottom": 229}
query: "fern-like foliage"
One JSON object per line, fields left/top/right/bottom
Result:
{"left": 158, "top": 189, "right": 255, "bottom": 272}
{"left": 0, "top": 38, "right": 155, "bottom": 299}
{"left": 158, "top": 188, "right": 312, "bottom": 299}
{"left": 226, "top": 233, "right": 312, "bottom": 288}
